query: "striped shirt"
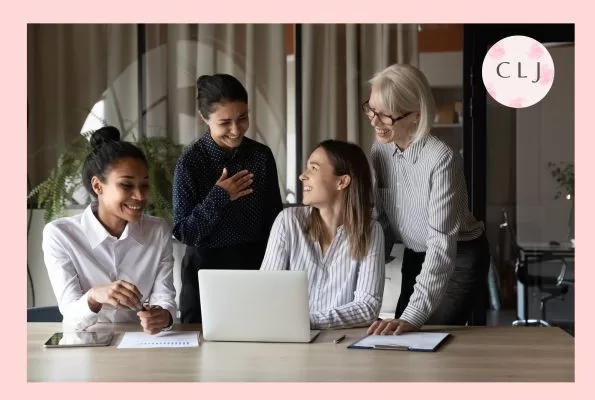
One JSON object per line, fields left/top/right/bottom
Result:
{"left": 260, "top": 206, "right": 385, "bottom": 329}
{"left": 371, "top": 134, "right": 484, "bottom": 327}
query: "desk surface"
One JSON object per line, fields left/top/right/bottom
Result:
{"left": 27, "top": 323, "right": 574, "bottom": 382}
{"left": 518, "top": 242, "right": 575, "bottom": 253}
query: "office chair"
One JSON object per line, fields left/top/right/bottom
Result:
{"left": 27, "top": 306, "right": 63, "bottom": 322}
{"left": 499, "top": 209, "right": 572, "bottom": 327}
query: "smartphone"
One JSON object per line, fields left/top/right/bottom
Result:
{"left": 43, "top": 332, "right": 114, "bottom": 348}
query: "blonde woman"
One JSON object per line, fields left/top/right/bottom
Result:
{"left": 365, "top": 64, "right": 490, "bottom": 335}
{"left": 261, "top": 140, "right": 385, "bottom": 329}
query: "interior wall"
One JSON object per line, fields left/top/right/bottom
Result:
{"left": 515, "top": 45, "right": 575, "bottom": 245}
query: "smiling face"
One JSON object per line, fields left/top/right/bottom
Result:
{"left": 299, "top": 147, "right": 348, "bottom": 208}
{"left": 92, "top": 157, "right": 149, "bottom": 232}
{"left": 368, "top": 85, "right": 417, "bottom": 145}
{"left": 201, "top": 101, "right": 250, "bottom": 151}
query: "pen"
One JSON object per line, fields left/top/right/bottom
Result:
{"left": 136, "top": 300, "right": 150, "bottom": 312}
{"left": 333, "top": 334, "right": 346, "bottom": 344}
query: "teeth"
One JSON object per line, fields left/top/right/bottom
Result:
{"left": 126, "top": 205, "right": 142, "bottom": 210}
{"left": 303, "top": 186, "right": 312, "bottom": 192}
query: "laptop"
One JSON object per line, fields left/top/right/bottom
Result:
{"left": 198, "top": 269, "right": 320, "bottom": 343}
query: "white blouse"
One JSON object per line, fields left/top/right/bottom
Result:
{"left": 42, "top": 204, "right": 177, "bottom": 330}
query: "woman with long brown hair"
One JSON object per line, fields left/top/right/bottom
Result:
{"left": 260, "top": 139, "right": 385, "bottom": 329}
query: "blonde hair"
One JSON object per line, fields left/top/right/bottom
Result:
{"left": 368, "top": 64, "right": 435, "bottom": 143}
{"left": 304, "top": 140, "right": 374, "bottom": 262}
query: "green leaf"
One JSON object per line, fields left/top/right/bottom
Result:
{"left": 29, "top": 132, "right": 183, "bottom": 223}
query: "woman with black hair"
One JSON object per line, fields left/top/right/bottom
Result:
{"left": 42, "top": 126, "right": 177, "bottom": 334}
{"left": 173, "top": 73, "right": 283, "bottom": 323}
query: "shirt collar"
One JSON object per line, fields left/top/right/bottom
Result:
{"left": 80, "top": 203, "right": 145, "bottom": 249}
{"left": 203, "top": 130, "right": 248, "bottom": 165}
{"left": 392, "top": 135, "right": 428, "bottom": 164}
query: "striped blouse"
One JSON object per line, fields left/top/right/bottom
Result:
{"left": 371, "top": 134, "right": 484, "bottom": 327}
{"left": 260, "top": 206, "right": 385, "bottom": 329}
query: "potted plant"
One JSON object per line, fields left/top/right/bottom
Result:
{"left": 547, "top": 161, "right": 574, "bottom": 246}
{"left": 27, "top": 129, "right": 184, "bottom": 223}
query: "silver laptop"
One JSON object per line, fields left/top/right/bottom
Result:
{"left": 198, "top": 270, "right": 320, "bottom": 343}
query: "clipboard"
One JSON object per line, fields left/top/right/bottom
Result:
{"left": 347, "top": 332, "right": 450, "bottom": 352}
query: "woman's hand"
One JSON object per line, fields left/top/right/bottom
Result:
{"left": 216, "top": 168, "right": 254, "bottom": 201}
{"left": 367, "top": 319, "right": 420, "bottom": 335}
{"left": 137, "top": 306, "right": 172, "bottom": 335}
{"left": 88, "top": 280, "right": 142, "bottom": 312}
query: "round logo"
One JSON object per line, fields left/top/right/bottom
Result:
{"left": 482, "top": 35, "right": 555, "bottom": 108}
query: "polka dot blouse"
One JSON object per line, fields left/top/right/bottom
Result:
{"left": 172, "top": 131, "right": 283, "bottom": 249}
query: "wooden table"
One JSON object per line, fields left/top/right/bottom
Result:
{"left": 27, "top": 323, "right": 574, "bottom": 382}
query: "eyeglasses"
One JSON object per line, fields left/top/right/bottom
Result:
{"left": 361, "top": 100, "right": 412, "bottom": 126}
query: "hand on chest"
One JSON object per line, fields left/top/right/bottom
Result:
{"left": 211, "top": 158, "right": 266, "bottom": 189}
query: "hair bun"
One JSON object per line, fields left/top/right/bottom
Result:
{"left": 90, "top": 126, "right": 121, "bottom": 150}
{"left": 196, "top": 74, "right": 211, "bottom": 86}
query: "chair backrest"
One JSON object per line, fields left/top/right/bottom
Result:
{"left": 499, "top": 209, "right": 571, "bottom": 287}
{"left": 27, "top": 306, "right": 63, "bottom": 322}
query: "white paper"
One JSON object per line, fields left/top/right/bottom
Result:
{"left": 117, "top": 331, "right": 199, "bottom": 349}
{"left": 353, "top": 332, "right": 449, "bottom": 351}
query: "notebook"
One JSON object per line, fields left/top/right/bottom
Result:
{"left": 348, "top": 332, "right": 450, "bottom": 352}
